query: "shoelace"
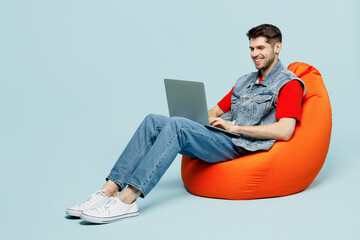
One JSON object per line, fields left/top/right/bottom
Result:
{"left": 79, "top": 191, "right": 105, "bottom": 207}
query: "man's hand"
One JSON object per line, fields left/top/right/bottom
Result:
{"left": 209, "top": 117, "right": 235, "bottom": 132}
{"left": 208, "top": 105, "right": 297, "bottom": 141}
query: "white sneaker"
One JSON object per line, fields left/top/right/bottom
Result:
{"left": 80, "top": 197, "right": 139, "bottom": 223}
{"left": 66, "top": 190, "right": 110, "bottom": 217}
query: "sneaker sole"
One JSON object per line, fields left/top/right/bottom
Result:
{"left": 80, "top": 211, "right": 139, "bottom": 224}
{"left": 66, "top": 209, "right": 82, "bottom": 217}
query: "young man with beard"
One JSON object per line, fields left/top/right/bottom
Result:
{"left": 66, "top": 24, "right": 305, "bottom": 224}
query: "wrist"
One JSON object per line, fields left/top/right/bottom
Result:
{"left": 230, "top": 124, "right": 239, "bottom": 133}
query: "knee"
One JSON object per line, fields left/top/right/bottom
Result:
{"left": 169, "top": 117, "right": 195, "bottom": 146}
{"left": 169, "top": 117, "right": 189, "bottom": 131}
{"left": 143, "top": 114, "right": 169, "bottom": 128}
{"left": 144, "top": 113, "right": 160, "bottom": 122}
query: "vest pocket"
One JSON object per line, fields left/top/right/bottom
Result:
{"left": 252, "top": 94, "right": 274, "bottom": 120}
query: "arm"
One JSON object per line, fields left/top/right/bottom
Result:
{"left": 209, "top": 86, "right": 233, "bottom": 118}
{"left": 209, "top": 117, "right": 297, "bottom": 141}
{"left": 208, "top": 80, "right": 303, "bottom": 141}
{"left": 208, "top": 105, "right": 224, "bottom": 118}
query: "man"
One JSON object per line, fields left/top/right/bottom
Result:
{"left": 66, "top": 24, "right": 305, "bottom": 224}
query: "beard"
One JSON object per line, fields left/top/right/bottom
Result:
{"left": 255, "top": 53, "right": 276, "bottom": 73}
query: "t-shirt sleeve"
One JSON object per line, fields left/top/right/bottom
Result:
{"left": 217, "top": 87, "right": 234, "bottom": 113}
{"left": 275, "top": 80, "right": 304, "bottom": 121}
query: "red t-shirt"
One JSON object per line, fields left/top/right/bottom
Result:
{"left": 218, "top": 80, "right": 304, "bottom": 121}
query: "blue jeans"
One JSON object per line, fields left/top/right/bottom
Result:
{"left": 107, "top": 114, "right": 248, "bottom": 197}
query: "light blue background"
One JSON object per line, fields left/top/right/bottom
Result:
{"left": 1, "top": 0, "right": 359, "bottom": 239}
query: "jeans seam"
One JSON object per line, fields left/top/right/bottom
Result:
{"left": 111, "top": 129, "right": 158, "bottom": 188}
{"left": 118, "top": 140, "right": 152, "bottom": 184}
{"left": 138, "top": 126, "right": 182, "bottom": 194}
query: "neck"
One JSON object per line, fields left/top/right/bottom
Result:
{"left": 261, "top": 58, "right": 279, "bottom": 79}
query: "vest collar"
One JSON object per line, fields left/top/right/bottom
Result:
{"left": 256, "top": 60, "right": 284, "bottom": 87}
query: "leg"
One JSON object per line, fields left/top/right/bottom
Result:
{"left": 69, "top": 115, "right": 246, "bottom": 223}
{"left": 124, "top": 116, "right": 247, "bottom": 198}
{"left": 100, "top": 179, "right": 120, "bottom": 197}
{"left": 106, "top": 114, "right": 171, "bottom": 192}
{"left": 66, "top": 114, "right": 169, "bottom": 219}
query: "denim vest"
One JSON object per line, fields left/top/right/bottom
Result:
{"left": 221, "top": 60, "right": 306, "bottom": 152}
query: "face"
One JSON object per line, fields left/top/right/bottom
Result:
{"left": 249, "top": 36, "right": 281, "bottom": 75}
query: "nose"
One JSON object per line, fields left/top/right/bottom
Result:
{"left": 251, "top": 49, "right": 259, "bottom": 58}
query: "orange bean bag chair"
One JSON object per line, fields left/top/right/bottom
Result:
{"left": 181, "top": 62, "right": 332, "bottom": 200}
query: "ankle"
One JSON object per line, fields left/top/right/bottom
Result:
{"left": 101, "top": 180, "right": 120, "bottom": 197}
{"left": 117, "top": 186, "right": 141, "bottom": 204}
{"left": 104, "top": 190, "right": 117, "bottom": 198}
{"left": 117, "top": 195, "right": 136, "bottom": 205}
{"left": 100, "top": 188, "right": 117, "bottom": 197}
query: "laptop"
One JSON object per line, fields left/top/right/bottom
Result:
{"left": 164, "top": 79, "right": 240, "bottom": 137}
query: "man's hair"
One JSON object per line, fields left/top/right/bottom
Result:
{"left": 246, "top": 24, "right": 282, "bottom": 46}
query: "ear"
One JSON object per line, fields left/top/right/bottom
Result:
{"left": 274, "top": 42, "right": 282, "bottom": 54}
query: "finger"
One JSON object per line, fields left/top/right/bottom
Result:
{"left": 213, "top": 122, "right": 225, "bottom": 129}
{"left": 211, "top": 118, "right": 222, "bottom": 125}
{"left": 212, "top": 119, "right": 222, "bottom": 126}
{"left": 209, "top": 117, "right": 218, "bottom": 125}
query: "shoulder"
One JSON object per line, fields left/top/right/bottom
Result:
{"left": 281, "top": 69, "right": 299, "bottom": 80}
{"left": 280, "top": 69, "right": 306, "bottom": 95}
